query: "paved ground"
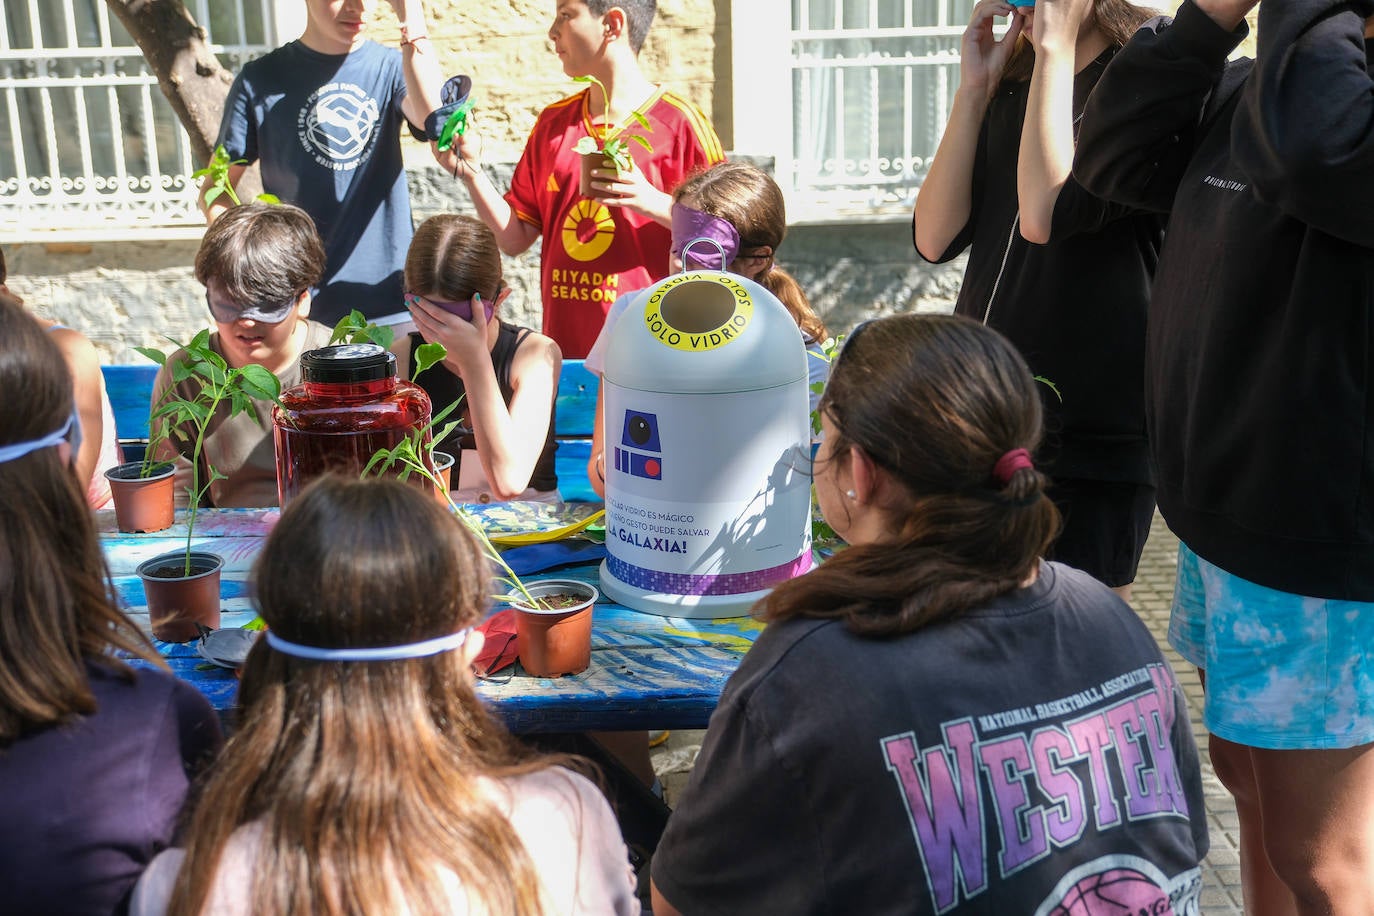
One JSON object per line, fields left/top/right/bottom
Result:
{"left": 649, "top": 511, "right": 1248, "bottom": 914}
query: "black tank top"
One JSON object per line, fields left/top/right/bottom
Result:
{"left": 408, "top": 322, "right": 558, "bottom": 492}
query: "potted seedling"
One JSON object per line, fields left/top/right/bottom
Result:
{"left": 572, "top": 74, "right": 654, "bottom": 200}
{"left": 364, "top": 438, "right": 599, "bottom": 677}
{"left": 104, "top": 405, "right": 178, "bottom": 533}
{"left": 132, "top": 331, "right": 282, "bottom": 642}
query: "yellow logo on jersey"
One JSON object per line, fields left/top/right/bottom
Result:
{"left": 561, "top": 199, "right": 615, "bottom": 262}
{"left": 546, "top": 173, "right": 560, "bottom": 193}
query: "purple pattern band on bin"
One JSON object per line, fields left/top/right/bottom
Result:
{"left": 606, "top": 553, "right": 813, "bottom": 596}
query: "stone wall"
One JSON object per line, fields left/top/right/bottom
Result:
{"left": 6, "top": 162, "right": 961, "bottom": 363}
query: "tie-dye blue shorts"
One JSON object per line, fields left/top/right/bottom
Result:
{"left": 1169, "top": 542, "right": 1374, "bottom": 750}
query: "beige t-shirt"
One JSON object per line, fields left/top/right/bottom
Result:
{"left": 129, "top": 767, "right": 640, "bottom": 915}
{"left": 151, "top": 321, "right": 333, "bottom": 508}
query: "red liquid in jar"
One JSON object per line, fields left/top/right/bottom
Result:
{"left": 273, "top": 346, "right": 436, "bottom": 505}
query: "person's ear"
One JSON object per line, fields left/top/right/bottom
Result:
{"left": 294, "top": 289, "right": 312, "bottom": 320}
{"left": 603, "top": 7, "right": 626, "bottom": 42}
{"left": 848, "top": 445, "right": 881, "bottom": 506}
{"left": 494, "top": 284, "right": 514, "bottom": 308}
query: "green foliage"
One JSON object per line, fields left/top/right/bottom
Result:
{"left": 806, "top": 334, "right": 844, "bottom": 436}
{"left": 361, "top": 435, "right": 537, "bottom": 608}
{"left": 191, "top": 144, "right": 280, "bottom": 208}
{"left": 1034, "top": 375, "right": 1063, "bottom": 402}
{"left": 136, "top": 331, "right": 283, "bottom": 575}
{"left": 191, "top": 145, "right": 242, "bottom": 209}
{"left": 329, "top": 309, "right": 395, "bottom": 351}
{"left": 571, "top": 75, "right": 654, "bottom": 172}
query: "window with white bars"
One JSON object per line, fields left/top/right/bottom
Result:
{"left": 0, "top": 1, "right": 279, "bottom": 241}
{"left": 733, "top": 0, "right": 973, "bottom": 221}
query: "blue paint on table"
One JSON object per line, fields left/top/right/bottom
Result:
{"left": 101, "top": 505, "right": 756, "bottom": 733}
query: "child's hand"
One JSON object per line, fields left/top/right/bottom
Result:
{"left": 1023, "top": 0, "right": 1090, "bottom": 56}
{"left": 407, "top": 293, "right": 492, "bottom": 373}
{"left": 433, "top": 111, "right": 485, "bottom": 181}
{"left": 960, "top": 0, "right": 1024, "bottom": 102}
{"left": 590, "top": 164, "right": 671, "bottom": 218}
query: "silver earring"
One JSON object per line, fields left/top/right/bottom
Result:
{"left": 845, "top": 489, "right": 857, "bottom": 500}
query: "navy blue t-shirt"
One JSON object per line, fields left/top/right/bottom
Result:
{"left": 217, "top": 40, "right": 419, "bottom": 325}
{"left": 0, "top": 663, "right": 222, "bottom": 915}
{"left": 654, "top": 562, "right": 1208, "bottom": 915}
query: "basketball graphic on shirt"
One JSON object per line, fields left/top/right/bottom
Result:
{"left": 562, "top": 199, "right": 616, "bottom": 262}
{"left": 298, "top": 83, "right": 380, "bottom": 169}
{"left": 1044, "top": 868, "right": 1174, "bottom": 915}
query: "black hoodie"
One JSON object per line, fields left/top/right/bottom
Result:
{"left": 1076, "top": 0, "right": 1374, "bottom": 599}
{"left": 916, "top": 49, "right": 1163, "bottom": 485}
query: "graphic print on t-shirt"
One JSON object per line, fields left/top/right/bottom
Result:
{"left": 297, "top": 82, "right": 381, "bottom": 170}
{"left": 562, "top": 199, "right": 617, "bottom": 263}
{"left": 881, "top": 662, "right": 1201, "bottom": 914}
{"left": 1033, "top": 854, "right": 1198, "bottom": 916}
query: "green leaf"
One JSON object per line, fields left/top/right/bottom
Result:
{"left": 255, "top": 193, "right": 280, "bottom": 204}
{"left": 238, "top": 364, "right": 280, "bottom": 397}
{"left": 203, "top": 186, "right": 224, "bottom": 208}
{"left": 629, "top": 110, "right": 651, "bottom": 131}
{"left": 226, "top": 389, "right": 253, "bottom": 420}
{"left": 182, "top": 401, "right": 212, "bottom": 425}
{"left": 627, "top": 133, "right": 653, "bottom": 153}
{"left": 134, "top": 346, "right": 168, "bottom": 367}
{"left": 413, "top": 342, "right": 446, "bottom": 378}
{"left": 364, "top": 325, "right": 395, "bottom": 350}
{"left": 1034, "top": 375, "right": 1063, "bottom": 403}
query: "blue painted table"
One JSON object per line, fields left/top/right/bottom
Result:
{"left": 99, "top": 506, "right": 761, "bottom": 733}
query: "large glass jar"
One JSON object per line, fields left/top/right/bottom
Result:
{"left": 273, "top": 344, "right": 434, "bottom": 505}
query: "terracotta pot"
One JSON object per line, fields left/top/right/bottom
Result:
{"left": 137, "top": 550, "right": 223, "bottom": 643}
{"left": 578, "top": 150, "right": 627, "bottom": 199}
{"left": 512, "top": 579, "right": 598, "bottom": 677}
{"left": 432, "top": 450, "right": 455, "bottom": 504}
{"left": 104, "top": 462, "right": 175, "bottom": 533}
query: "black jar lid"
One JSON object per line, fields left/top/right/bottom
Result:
{"left": 300, "top": 344, "right": 397, "bottom": 384}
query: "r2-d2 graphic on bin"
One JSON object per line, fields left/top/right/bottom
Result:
{"left": 600, "top": 268, "right": 813, "bottom": 618}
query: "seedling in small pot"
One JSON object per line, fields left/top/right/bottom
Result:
{"left": 572, "top": 74, "right": 653, "bottom": 195}
{"left": 137, "top": 331, "right": 283, "bottom": 576}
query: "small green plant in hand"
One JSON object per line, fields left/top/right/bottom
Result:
{"left": 571, "top": 74, "right": 654, "bottom": 172}
{"left": 137, "top": 331, "right": 283, "bottom": 575}
{"left": 192, "top": 144, "right": 280, "bottom": 208}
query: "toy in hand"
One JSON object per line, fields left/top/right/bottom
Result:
{"left": 427, "top": 75, "right": 474, "bottom": 152}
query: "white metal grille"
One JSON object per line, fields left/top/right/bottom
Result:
{"left": 0, "top": 0, "right": 275, "bottom": 241}
{"left": 790, "top": 0, "right": 971, "bottom": 215}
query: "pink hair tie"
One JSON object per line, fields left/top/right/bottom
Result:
{"left": 992, "top": 448, "right": 1033, "bottom": 485}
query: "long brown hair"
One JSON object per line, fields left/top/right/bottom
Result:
{"left": 1000, "top": 0, "right": 1158, "bottom": 84}
{"left": 405, "top": 213, "right": 504, "bottom": 303}
{"left": 168, "top": 476, "right": 556, "bottom": 914}
{"left": 760, "top": 314, "right": 1060, "bottom": 636}
{"left": 0, "top": 293, "right": 161, "bottom": 744}
{"left": 675, "top": 161, "right": 829, "bottom": 343}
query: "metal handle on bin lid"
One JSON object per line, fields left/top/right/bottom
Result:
{"left": 679, "top": 236, "right": 728, "bottom": 273}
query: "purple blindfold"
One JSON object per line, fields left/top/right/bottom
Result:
{"left": 405, "top": 292, "right": 497, "bottom": 324}
{"left": 671, "top": 204, "right": 740, "bottom": 270}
